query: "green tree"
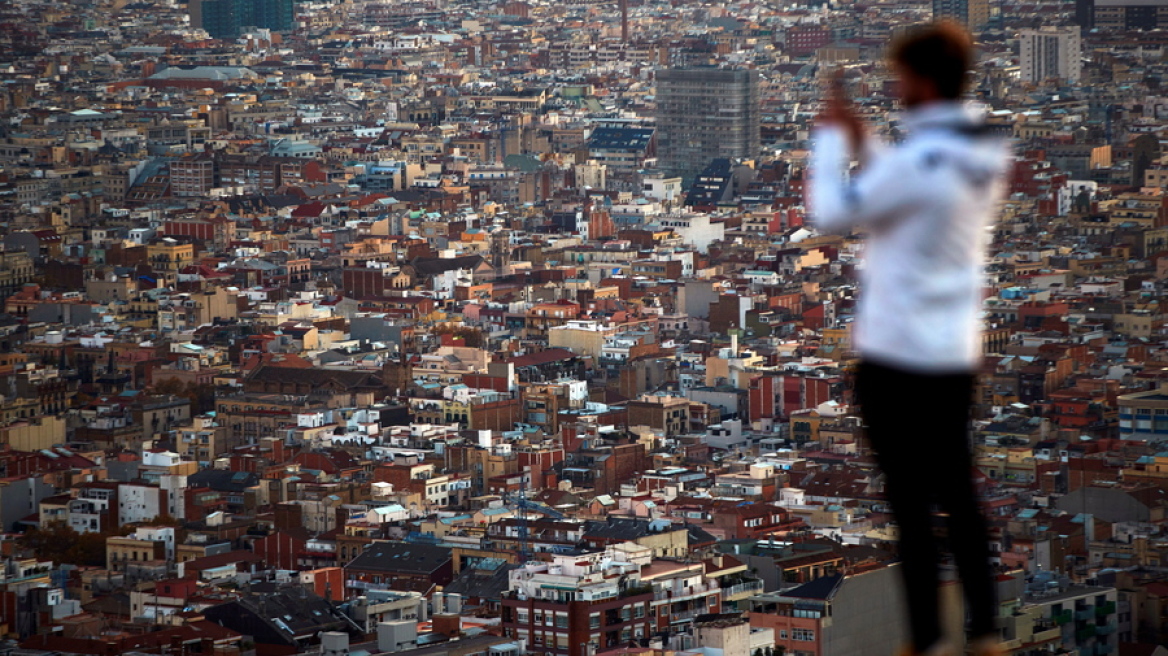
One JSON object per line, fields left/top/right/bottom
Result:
{"left": 432, "top": 324, "right": 485, "bottom": 348}
{"left": 19, "top": 524, "right": 134, "bottom": 567}
{"left": 184, "top": 382, "right": 216, "bottom": 415}
{"left": 152, "top": 377, "right": 186, "bottom": 397}
{"left": 151, "top": 378, "right": 216, "bottom": 415}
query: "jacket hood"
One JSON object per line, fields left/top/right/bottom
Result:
{"left": 900, "top": 101, "right": 986, "bottom": 133}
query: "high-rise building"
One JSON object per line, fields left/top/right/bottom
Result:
{"left": 933, "top": 0, "right": 990, "bottom": 30}
{"left": 190, "top": 0, "right": 237, "bottom": 40}
{"left": 189, "top": 0, "right": 294, "bottom": 40}
{"left": 1079, "top": 0, "right": 1168, "bottom": 30}
{"left": 1075, "top": 0, "right": 1096, "bottom": 29}
{"left": 655, "top": 68, "right": 760, "bottom": 184}
{"left": 250, "top": 0, "right": 294, "bottom": 34}
{"left": 1019, "top": 27, "right": 1082, "bottom": 84}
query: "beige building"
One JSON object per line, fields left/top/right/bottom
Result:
{"left": 0, "top": 415, "right": 66, "bottom": 450}
{"left": 86, "top": 273, "right": 137, "bottom": 304}
{"left": 695, "top": 616, "right": 757, "bottom": 656}
{"left": 106, "top": 536, "right": 167, "bottom": 571}
{"left": 1145, "top": 167, "right": 1168, "bottom": 189}
{"left": 626, "top": 394, "right": 691, "bottom": 436}
{"left": 414, "top": 345, "right": 490, "bottom": 385}
{"left": 158, "top": 286, "right": 239, "bottom": 333}
{"left": 1113, "top": 309, "right": 1162, "bottom": 339}
{"left": 704, "top": 346, "right": 765, "bottom": 388}
{"left": 135, "top": 396, "right": 192, "bottom": 443}
{"left": 548, "top": 320, "right": 619, "bottom": 359}
{"left": 145, "top": 239, "right": 195, "bottom": 284}
{"left": 0, "top": 249, "right": 33, "bottom": 302}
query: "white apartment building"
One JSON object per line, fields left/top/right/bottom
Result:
{"left": 1019, "top": 27, "right": 1081, "bottom": 84}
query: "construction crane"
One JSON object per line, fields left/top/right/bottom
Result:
{"left": 514, "top": 467, "right": 568, "bottom": 560}
{"left": 516, "top": 468, "right": 532, "bottom": 561}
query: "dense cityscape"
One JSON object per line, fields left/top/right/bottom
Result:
{"left": 0, "top": 0, "right": 1165, "bottom": 654}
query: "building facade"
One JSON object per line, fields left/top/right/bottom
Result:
{"left": 933, "top": 0, "right": 990, "bottom": 29}
{"left": 1117, "top": 382, "right": 1168, "bottom": 441}
{"left": 747, "top": 566, "right": 908, "bottom": 656}
{"left": 190, "top": 0, "right": 294, "bottom": 39}
{"left": 501, "top": 552, "right": 656, "bottom": 656}
{"left": 1020, "top": 27, "right": 1082, "bottom": 84}
{"left": 655, "top": 68, "right": 760, "bottom": 183}
{"left": 1079, "top": 0, "right": 1168, "bottom": 30}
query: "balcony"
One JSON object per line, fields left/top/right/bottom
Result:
{"left": 1095, "top": 623, "right": 1115, "bottom": 636}
{"left": 620, "top": 583, "right": 654, "bottom": 599}
{"left": 1076, "top": 624, "right": 1096, "bottom": 641}
{"left": 668, "top": 607, "right": 709, "bottom": 623}
{"left": 996, "top": 638, "right": 1022, "bottom": 652}
{"left": 1096, "top": 601, "right": 1116, "bottom": 616}
{"left": 1030, "top": 627, "right": 1061, "bottom": 644}
{"left": 723, "top": 580, "right": 764, "bottom": 599}
{"left": 348, "top": 579, "right": 384, "bottom": 591}
{"left": 655, "top": 583, "right": 713, "bottom": 601}
{"left": 1076, "top": 609, "right": 1095, "bottom": 622}
{"left": 1095, "top": 643, "right": 1113, "bottom": 655}
{"left": 1052, "top": 610, "right": 1073, "bottom": 625}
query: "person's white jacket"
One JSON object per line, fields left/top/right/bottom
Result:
{"left": 810, "top": 101, "right": 1011, "bottom": 373}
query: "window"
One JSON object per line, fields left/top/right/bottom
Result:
{"left": 792, "top": 629, "right": 815, "bottom": 641}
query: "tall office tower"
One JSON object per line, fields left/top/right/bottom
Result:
{"left": 190, "top": 0, "right": 294, "bottom": 40}
{"left": 933, "top": 0, "right": 990, "bottom": 30}
{"left": 190, "top": 0, "right": 234, "bottom": 40}
{"left": 655, "top": 68, "right": 760, "bottom": 184}
{"left": 247, "top": 0, "right": 294, "bottom": 34}
{"left": 1090, "top": 0, "right": 1168, "bottom": 30}
{"left": 1074, "top": 0, "right": 1095, "bottom": 30}
{"left": 1019, "top": 27, "right": 1082, "bottom": 84}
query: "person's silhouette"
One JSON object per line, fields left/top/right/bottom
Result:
{"left": 810, "top": 22, "right": 1010, "bottom": 656}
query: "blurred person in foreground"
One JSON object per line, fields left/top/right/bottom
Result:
{"left": 809, "top": 22, "right": 1009, "bottom": 656}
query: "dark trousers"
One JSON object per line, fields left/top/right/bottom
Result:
{"left": 855, "top": 360, "right": 997, "bottom": 651}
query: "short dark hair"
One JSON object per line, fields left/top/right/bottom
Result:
{"left": 888, "top": 21, "right": 974, "bottom": 100}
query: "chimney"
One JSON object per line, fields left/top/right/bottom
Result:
{"left": 275, "top": 502, "right": 303, "bottom": 532}
{"left": 619, "top": 0, "right": 629, "bottom": 42}
{"left": 432, "top": 614, "right": 460, "bottom": 637}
